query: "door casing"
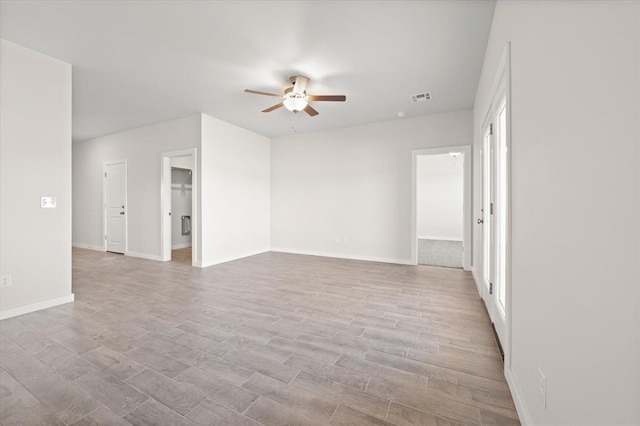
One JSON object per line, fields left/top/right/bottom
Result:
{"left": 160, "top": 148, "right": 198, "bottom": 266}
{"left": 479, "top": 42, "right": 512, "bottom": 367}
{"left": 411, "top": 145, "right": 472, "bottom": 270}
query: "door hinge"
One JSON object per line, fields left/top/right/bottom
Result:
{"left": 490, "top": 203, "right": 494, "bottom": 215}
{"left": 489, "top": 282, "right": 493, "bottom": 294}
{"left": 104, "top": 172, "right": 107, "bottom": 178}
{"left": 490, "top": 123, "right": 493, "bottom": 135}
{"left": 104, "top": 235, "right": 107, "bottom": 241}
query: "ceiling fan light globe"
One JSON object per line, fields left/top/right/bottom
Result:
{"left": 283, "top": 96, "right": 308, "bottom": 112}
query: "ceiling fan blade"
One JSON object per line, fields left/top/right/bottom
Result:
{"left": 308, "top": 95, "right": 346, "bottom": 102}
{"left": 245, "top": 89, "right": 281, "bottom": 97}
{"left": 262, "top": 102, "right": 284, "bottom": 113}
{"left": 304, "top": 104, "right": 319, "bottom": 117}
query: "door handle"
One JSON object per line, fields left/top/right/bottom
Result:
{"left": 477, "top": 218, "right": 483, "bottom": 224}
{"left": 120, "top": 212, "right": 125, "bottom": 215}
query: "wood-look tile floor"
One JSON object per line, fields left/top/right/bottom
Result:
{"left": 172, "top": 247, "right": 192, "bottom": 264}
{"left": 0, "top": 249, "right": 520, "bottom": 425}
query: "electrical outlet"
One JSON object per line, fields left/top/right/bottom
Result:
{"left": 1, "top": 275, "right": 11, "bottom": 288}
{"left": 343, "top": 237, "right": 349, "bottom": 244}
{"left": 334, "top": 237, "right": 343, "bottom": 244}
{"left": 538, "top": 367, "right": 547, "bottom": 409}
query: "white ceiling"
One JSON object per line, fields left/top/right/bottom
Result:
{"left": 0, "top": 1, "right": 496, "bottom": 141}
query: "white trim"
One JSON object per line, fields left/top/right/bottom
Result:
{"left": 478, "top": 43, "right": 513, "bottom": 370}
{"left": 271, "top": 248, "right": 413, "bottom": 266}
{"left": 72, "top": 242, "right": 104, "bottom": 251}
{"left": 505, "top": 367, "right": 532, "bottom": 426}
{"left": 103, "top": 158, "right": 128, "bottom": 254}
{"left": 417, "top": 236, "right": 463, "bottom": 242}
{"left": 171, "top": 243, "right": 192, "bottom": 250}
{"left": 0, "top": 294, "right": 75, "bottom": 320}
{"left": 472, "top": 267, "right": 528, "bottom": 426}
{"left": 471, "top": 266, "right": 483, "bottom": 296}
{"left": 411, "top": 145, "right": 472, "bottom": 269}
{"left": 125, "top": 251, "right": 163, "bottom": 261}
{"left": 199, "top": 249, "right": 271, "bottom": 268}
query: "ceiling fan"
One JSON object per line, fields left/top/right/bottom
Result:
{"left": 244, "top": 76, "right": 346, "bottom": 116}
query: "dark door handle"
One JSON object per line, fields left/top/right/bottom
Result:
{"left": 120, "top": 212, "right": 125, "bottom": 215}
{"left": 477, "top": 218, "right": 483, "bottom": 224}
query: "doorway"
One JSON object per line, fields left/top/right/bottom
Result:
{"left": 411, "top": 145, "right": 472, "bottom": 270}
{"left": 103, "top": 159, "right": 127, "bottom": 254}
{"left": 416, "top": 153, "right": 464, "bottom": 268}
{"left": 480, "top": 44, "right": 511, "bottom": 363}
{"left": 161, "top": 148, "right": 198, "bottom": 266}
{"left": 170, "top": 166, "right": 193, "bottom": 264}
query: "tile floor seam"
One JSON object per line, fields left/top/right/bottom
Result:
{"left": 384, "top": 399, "right": 392, "bottom": 421}
{"left": 326, "top": 402, "right": 341, "bottom": 424}
{"left": 363, "top": 376, "right": 372, "bottom": 392}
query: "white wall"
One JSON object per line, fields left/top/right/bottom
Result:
{"left": 171, "top": 155, "right": 194, "bottom": 170}
{"left": 417, "top": 154, "right": 463, "bottom": 241}
{"left": 0, "top": 40, "right": 73, "bottom": 317}
{"left": 200, "top": 114, "right": 270, "bottom": 266}
{"left": 271, "top": 110, "right": 472, "bottom": 264}
{"left": 473, "top": 1, "right": 640, "bottom": 424}
{"left": 170, "top": 167, "right": 192, "bottom": 249}
{"left": 73, "top": 115, "right": 201, "bottom": 260}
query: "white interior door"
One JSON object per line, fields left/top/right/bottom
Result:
{"left": 480, "top": 43, "right": 511, "bottom": 364}
{"left": 481, "top": 95, "right": 509, "bottom": 356}
{"left": 105, "top": 161, "right": 126, "bottom": 253}
{"left": 482, "top": 124, "right": 495, "bottom": 311}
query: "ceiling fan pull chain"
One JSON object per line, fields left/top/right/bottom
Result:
{"left": 292, "top": 112, "right": 298, "bottom": 134}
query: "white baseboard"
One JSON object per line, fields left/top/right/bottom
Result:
{"left": 505, "top": 367, "right": 532, "bottom": 425}
{"left": 72, "top": 242, "right": 104, "bottom": 252}
{"left": 470, "top": 268, "right": 529, "bottom": 424}
{"left": 471, "top": 266, "right": 483, "bottom": 296}
{"left": 171, "top": 243, "right": 192, "bottom": 250}
{"left": 199, "top": 248, "right": 270, "bottom": 268}
{"left": 270, "top": 247, "right": 413, "bottom": 266}
{"left": 125, "top": 251, "right": 163, "bottom": 261}
{"left": 0, "top": 293, "right": 75, "bottom": 320}
{"left": 417, "top": 236, "right": 463, "bottom": 242}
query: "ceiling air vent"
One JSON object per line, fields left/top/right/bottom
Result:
{"left": 410, "top": 92, "right": 431, "bottom": 103}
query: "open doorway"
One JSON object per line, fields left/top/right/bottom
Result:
{"left": 416, "top": 153, "right": 464, "bottom": 268}
{"left": 170, "top": 166, "right": 193, "bottom": 264}
{"left": 412, "top": 145, "right": 472, "bottom": 270}
{"left": 161, "top": 148, "right": 198, "bottom": 266}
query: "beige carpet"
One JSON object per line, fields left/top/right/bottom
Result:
{"left": 418, "top": 239, "right": 463, "bottom": 268}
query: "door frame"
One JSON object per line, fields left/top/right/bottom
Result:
{"left": 160, "top": 148, "right": 198, "bottom": 266}
{"left": 411, "top": 145, "right": 472, "bottom": 270}
{"left": 103, "top": 158, "right": 128, "bottom": 253}
{"left": 479, "top": 42, "right": 512, "bottom": 367}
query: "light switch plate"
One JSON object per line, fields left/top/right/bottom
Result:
{"left": 41, "top": 196, "right": 57, "bottom": 208}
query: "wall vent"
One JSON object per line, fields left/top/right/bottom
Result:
{"left": 410, "top": 92, "right": 431, "bottom": 103}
